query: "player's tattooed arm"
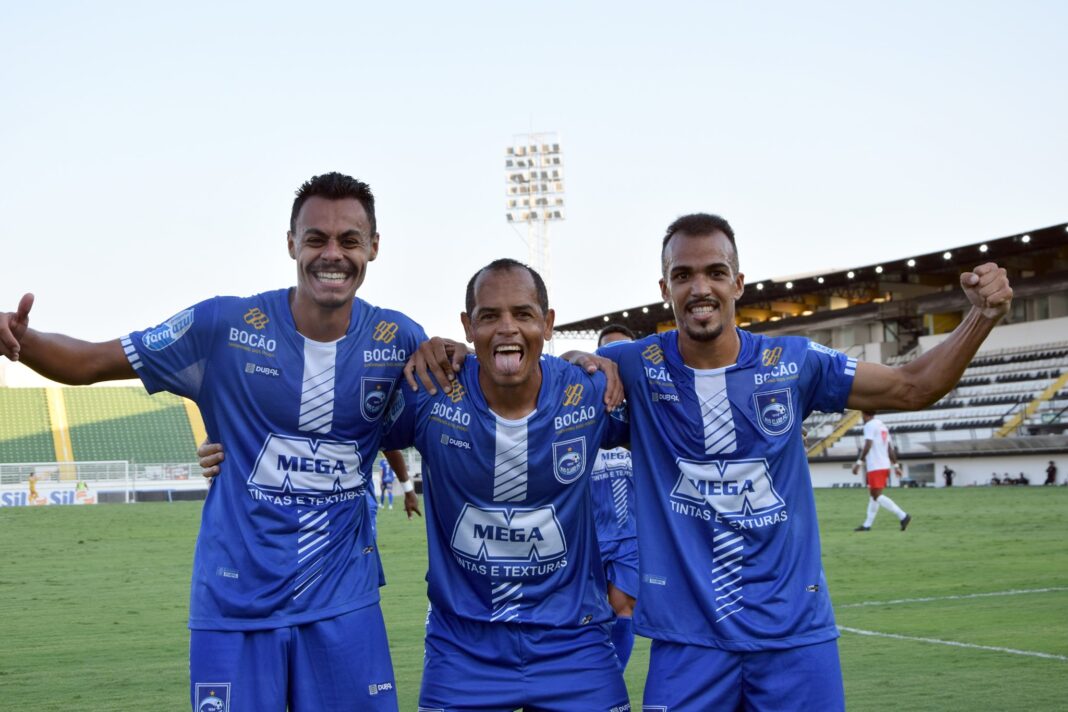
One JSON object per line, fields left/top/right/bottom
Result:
{"left": 561, "top": 350, "right": 624, "bottom": 411}
{"left": 404, "top": 337, "right": 470, "bottom": 395}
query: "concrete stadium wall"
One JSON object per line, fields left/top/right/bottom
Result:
{"left": 809, "top": 453, "right": 1062, "bottom": 488}
{"left": 917, "top": 315, "right": 1068, "bottom": 354}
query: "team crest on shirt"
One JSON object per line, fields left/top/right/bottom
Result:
{"left": 552, "top": 437, "right": 587, "bottom": 484}
{"left": 194, "top": 683, "right": 230, "bottom": 712}
{"left": 752, "top": 388, "right": 793, "bottom": 436}
{"left": 361, "top": 378, "right": 394, "bottom": 421}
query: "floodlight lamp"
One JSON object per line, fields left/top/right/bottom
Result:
{"left": 603, "top": 316, "right": 609, "bottom": 322}
{"left": 785, "top": 282, "right": 793, "bottom": 289}
{"left": 847, "top": 271, "right": 855, "bottom": 279}
{"left": 756, "top": 283, "right": 764, "bottom": 290}
{"left": 979, "top": 244, "right": 988, "bottom": 253}
{"left": 943, "top": 252, "right": 952, "bottom": 260}
{"left": 622, "top": 311, "right": 629, "bottom": 317}
{"left": 817, "top": 277, "right": 825, "bottom": 284}
{"left": 875, "top": 266, "right": 883, "bottom": 274}
{"left": 1021, "top": 234, "right": 1031, "bottom": 243}
{"left": 907, "top": 259, "right": 916, "bottom": 267}
{"left": 663, "top": 302, "right": 669, "bottom": 309}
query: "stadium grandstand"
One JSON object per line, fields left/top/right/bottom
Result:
{"left": 555, "top": 221, "right": 1068, "bottom": 487}
{"left": 0, "top": 376, "right": 208, "bottom": 505}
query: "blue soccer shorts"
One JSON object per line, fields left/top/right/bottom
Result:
{"left": 190, "top": 603, "right": 397, "bottom": 712}
{"left": 641, "top": 637, "right": 845, "bottom": 711}
{"left": 418, "top": 607, "right": 631, "bottom": 711}
{"left": 600, "top": 536, "right": 640, "bottom": 599}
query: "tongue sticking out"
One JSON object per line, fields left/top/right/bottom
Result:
{"left": 494, "top": 350, "right": 523, "bottom": 375}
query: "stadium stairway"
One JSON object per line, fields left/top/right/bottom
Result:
{"left": 807, "top": 410, "right": 861, "bottom": 458}
{"left": 995, "top": 371, "right": 1068, "bottom": 437}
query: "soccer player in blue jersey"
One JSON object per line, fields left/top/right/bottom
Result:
{"left": 592, "top": 324, "right": 640, "bottom": 670}
{"left": 590, "top": 213, "right": 1013, "bottom": 710}
{"left": 0, "top": 172, "right": 426, "bottom": 711}
{"left": 379, "top": 455, "right": 396, "bottom": 509}
{"left": 382, "top": 259, "right": 631, "bottom": 711}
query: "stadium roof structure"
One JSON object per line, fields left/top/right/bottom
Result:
{"left": 554, "top": 221, "right": 1068, "bottom": 342}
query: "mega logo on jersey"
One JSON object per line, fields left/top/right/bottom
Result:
{"left": 451, "top": 504, "right": 566, "bottom": 563}
{"left": 249, "top": 434, "right": 364, "bottom": 496}
{"left": 142, "top": 309, "right": 194, "bottom": 351}
{"left": 670, "top": 458, "right": 787, "bottom": 528}
{"left": 361, "top": 378, "right": 394, "bottom": 421}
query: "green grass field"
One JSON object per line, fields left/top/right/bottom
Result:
{"left": 1, "top": 487, "right": 1065, "bottom": 710}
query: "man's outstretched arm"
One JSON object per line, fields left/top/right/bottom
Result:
{"left": 847, "top": 263, "right": 1012, "bottom": 412}
{"left": 0, "top": 293, "right": 134, "bottom": 384}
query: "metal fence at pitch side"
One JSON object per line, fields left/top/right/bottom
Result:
{"left": 0, "top": 460, "right": 208, "bottom": 505}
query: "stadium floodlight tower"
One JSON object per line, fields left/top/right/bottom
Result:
{"left": 504, "top": 131, "right": 565, "bottom": 313}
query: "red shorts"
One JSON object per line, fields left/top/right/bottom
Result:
{"left": 866, "top": 469, "right": 890, "bottom": 490}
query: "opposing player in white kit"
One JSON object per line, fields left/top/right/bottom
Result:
{"left": 852, "top": 410, "right": 911, "bottom": 531}
{"left": 0, "top": 172, "right": 423, "bottom": 711}
{"left": 591, "top": 324, "right": 640, "bottom": 669}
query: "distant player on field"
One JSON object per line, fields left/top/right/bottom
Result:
{"left": 379, "top": 454, "right": 396, "bottom": 509}
{"left": 852, "top": 410, "right": 911, "bottom": 531}
{"left": 385, "top": 259, "right": 631, "bottom": 710}
{"left": 591, "top": 323, "right": 640, "bottom": 669}
{"left": 0, "top": 172, "right": 424, "bottom": 711}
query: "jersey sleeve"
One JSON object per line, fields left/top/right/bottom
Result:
{"left": 122, "top": 298, "right": 219, "bottom": 400}
{"left": 380, "top": 382, "right": 420, "bottom": 451}
{"left": 800, "top": 340, "right": 857, "bottom": 416}
{"left": 862, "top": 420, "right": 877, "bottom": 441}
{"left": 594, "top": 343, "right": 632, "bottom": 448}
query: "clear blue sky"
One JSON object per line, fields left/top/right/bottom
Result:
{"left": 2, "top": 1, "right": 1064, "bottom": 351}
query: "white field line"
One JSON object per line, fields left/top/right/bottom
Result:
{"left": 837, "top": 587, "right": 1068, "bottom": 662}
{"left": 838, "top": 626, "right": 1068, "bottom": 662}
{"left": 836, "top": 587, "right": 1068, "bottom": 609}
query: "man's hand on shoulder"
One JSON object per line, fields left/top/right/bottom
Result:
{"left": 961, "top": 263, "right": 1012, "bottom": 321}
{"left": 561, "top": 350, "right": 624, "bottom": 411}
{"left": 404, "top": 337, "right": 470, "bottom": 395}
{"left": 0, "top": 293, "right": 34, "bottom": 361}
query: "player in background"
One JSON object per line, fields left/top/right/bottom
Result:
{"left": 384, "top": 259, "right": 630, "bottom": 710}
{"left": 592, "top": 323, "right": 640, "bottom": 670}
{"left": 379, "top": 454, "right": 396, "bottom": 509}
{"left": 0, "top": 172, "right": 425, "bottom": 711}
{"left": 852, "top": 411, "right": 910, "bottom": 531}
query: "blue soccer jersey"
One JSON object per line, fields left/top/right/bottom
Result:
{"left": 590, "top": 447, "right": 637, "bottom": 544}
{"left": 123, "top": 289, "right": 425, "bottom": 630}
{"left": 599, "top": 329, "right": 856, "bottom": 651}
{"left": 382, "top": 355, "right": 616, "bottom": 627}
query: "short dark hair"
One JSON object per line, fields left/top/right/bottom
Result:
{"left": 465, "top": 258, "right": 549, "bottom": 315}
{"left": 661, "top": 213, "right": 738, "bottom": 275}
{"left": 290, "top": 172, "right": 377, "bottom": 235}
{"left": 598, "top": 323, "right": 635, "bottom": 346}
